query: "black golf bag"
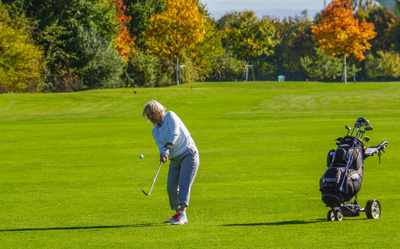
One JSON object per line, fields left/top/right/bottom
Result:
{"left": 320, "top": 136, "right": 365, "bottom": 207}
{"left": 319, "top": 117, "right": 387, "bottom": 221}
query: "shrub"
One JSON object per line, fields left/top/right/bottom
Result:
{"left": 73, "top": 23, "right": 124, "bottom": 89}
{"left": 0, "top": 3, "right": 44, "bottom": 93}
{"left": 366, "top": 50, "right": 400, "bottom": 80}
{"left": 121, "top": 50, "right": 158, "bottom": 87}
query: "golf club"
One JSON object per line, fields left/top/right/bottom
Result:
{"left": 345, "top": 125, "right": 351, "bottom": 135}
{"left": 356, "top": 117, "right": 367, "bottom": 126}
{"left": 142, "top": 161, "right": 163, "bottom": 196}
{"left": 360, "top": 126, "right": 373, "bottom": 138}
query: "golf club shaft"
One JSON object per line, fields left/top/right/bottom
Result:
{"left": 144, "top": 161, "right": 163, "bottom": 195}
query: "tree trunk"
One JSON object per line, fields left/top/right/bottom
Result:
{"left": 176, "top": 58, "right": 180, "bottom": 85}
{"left": 245, "top": 61, "right": 249, "bottom": 81}
{"left": 343, "top": 56, "right": 347, "bottom": 84}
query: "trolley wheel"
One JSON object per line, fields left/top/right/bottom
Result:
{"left": 334, "top": 210, "right": 344, "bottom": 221}
{"left": 366, "top": 199, "right": 381, "bottom": 219}
{"left": 327, "top": 210, "right": 335, "bottom": 221}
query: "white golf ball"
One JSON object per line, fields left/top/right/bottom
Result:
{"left": 139, "top": 154, "right": 144, "bottom": 159}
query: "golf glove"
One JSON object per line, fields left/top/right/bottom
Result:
{"left": 161, "top": 148, "right": 170, "bottom": 157}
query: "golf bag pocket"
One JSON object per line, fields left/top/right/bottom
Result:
{"left": 320, "top": 167, "right": 344, "bottom": 190}
{"left": 343, "top": 169, "right": 363, "bottom": 200}
{"left": 353, "top": 149, "right": 363, "bottom": 170}
{"left": 320, "top": 167, "right": 346, "bottom": 207}
{"left": 320, "top": 166, "right": 363, "bottom": 205}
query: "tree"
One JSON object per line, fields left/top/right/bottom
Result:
{"left": 353, "top": 5, "right": 400, "bottom": 81}
{"left": 121, "top": 50, "right": 158, "bottom": 87}
{"left": 357, "top": 5, "right": 398, "bottom": 54}
{"left": 300, "top": 48, "right": 343, "bottom": 81}
{"left": 365, "top": 50, "right": 400, "bottom": 79}
{"left": 265, "top": 11, "right": 315, "bottom": 80}
{"left": 211, "top": 51, "right": 244, "bottom": 82}
{"left": 125, "top": 0, "right": 167, "bottom": 50}
{"left": 111, "top": 0, "right": 135, "bottom": 61}
{"left": 0, "top": 3, "right": 44, "bottom": 93}
{"left": 311, "top": 0, "right": 376, "bottom": 83}
{"left": 222, "top": 11, "right": 278, "bottom": 80}
{"left": 6, "top": 0, "right": 124, "bottom": 90}
{"left": 143, "top": 0, "right": 206, "bottom": 85}
{"left": 190, "top": 4, "right": 223, "bottom": 81}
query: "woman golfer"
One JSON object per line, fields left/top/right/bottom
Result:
{"left": 142, "top": 100, "right": 199, "bottom": 225}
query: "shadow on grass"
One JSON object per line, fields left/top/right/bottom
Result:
{"left": 0, "top": 223, "right": 163, "bottom": 232}
{"left": 224, "top": 219, "right": 326, "bottom": 226}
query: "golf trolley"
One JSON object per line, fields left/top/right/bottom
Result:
{"left": 319, "top": 117, "right": 387, "bottom": 221}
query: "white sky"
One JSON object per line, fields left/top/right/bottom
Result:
{"left": 200, "top": 0, "right": 333, "bottom": 19}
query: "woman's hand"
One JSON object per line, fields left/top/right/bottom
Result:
{"left": 160, "top": 143, "right": 172, "bottom": 163}
{"left": 160, "top": 155, "right": 168, "bottom": 163}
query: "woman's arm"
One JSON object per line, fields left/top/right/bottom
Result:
{"left": 166, "top": 112, "right": 180, "bottom": 145}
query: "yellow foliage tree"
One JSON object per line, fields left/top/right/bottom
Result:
{"left": 143, "top": 0, "right": 206, "bottom": 85}
{"left": 311, "top": 0, "right": 376, "bottom": 83}
{"left": 0, "top": 4, "right": 44, "bottom": 93}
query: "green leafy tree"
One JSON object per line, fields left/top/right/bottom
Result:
{"left": 210, "top": 51, "right": 244, "bottom": 82}
{"left": 365, "top": 50, "right": 400, "bottom": 79}
{"left": 0, "top": 3, "right": 44, "bottom": 93}
{"left": 265, "top": 11, "right": 315, "bottom": 80}
{"left": 6, "top": 0, "right": 124, "bottom": 90}
{"left": 73, "top": 23, "right": 124, "bottom": 88}
{"left": 357, "top": 6, "right": 399, "bottom": 54}
{"left": 353, "top": 5, "right": 400, "bottom": 81}
{"left": 387, "top": 21, "right": 400, "bottom": 53}
{"left": 223, "top": 11, "right": 278, "bottom": 61}
{"left": 222, "top": 11, "right": 278, "bottom": 80}
{"left": 121, "top": 50, "right": 158, "bottom": 87}
{"left": 301, "top": 48, "right": 344, "bottom": 81}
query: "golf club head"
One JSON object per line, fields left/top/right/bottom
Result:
{"left": 357, "top": 117, "right": 367, "bottom": 124}
{"left": 365, "top": 125, "right": 373, "bottom": 131}
{"left": 356, "top": 117, "right": 370, "bottom": 127}
{"left": 142, "top": 190, "right": 150, "bottom": 196}
{"left": 345, "top": 125, "right": 351, "bottom": 130}
{"left": 363, "top": 136, "right": 370, "bottom": 142}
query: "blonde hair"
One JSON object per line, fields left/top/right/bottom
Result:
{"left": 142, "top": 100, "right": 166, "bottom": 122}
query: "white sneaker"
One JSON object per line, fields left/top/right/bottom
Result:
{"left": 165, "top": 213, "right": 179, "bottom": 223}
{"left": 172, "top": 211, "right": 188, "bottom": 225}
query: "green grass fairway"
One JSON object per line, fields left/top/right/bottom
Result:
{"left": 1, "top": 81, "right": 400, "bottom": 248}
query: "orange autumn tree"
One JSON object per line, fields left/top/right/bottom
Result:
{"left": 143, "top": 0, "right": 206, "bottom": 85}
{"left": 311, "top": 0, "right": 376, "bottom": 83}
{"left": 111, "top": 0, "right": 135, "bottom": 61}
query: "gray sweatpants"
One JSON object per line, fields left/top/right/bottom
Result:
{"left": 167, "top": 147, "right": 199, "bottom": 210}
